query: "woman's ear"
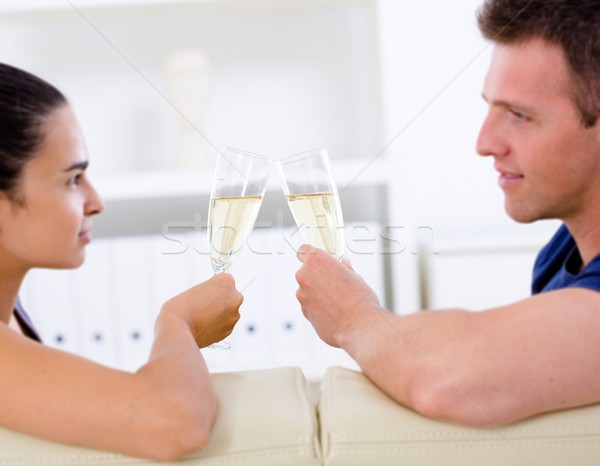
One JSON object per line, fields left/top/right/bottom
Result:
{"left": 0, "top": 191, "right": 22, "bottom": 220}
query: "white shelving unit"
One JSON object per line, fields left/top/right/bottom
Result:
{"left": 0, "top": 0, "right": 358, "bottom": 14}
{"left": 93, "top": 156, "right": 388, "bottom": 201}
{"left": 4, "top": 0, "right": 560, "bottom": 377}
{"left": 5, "top": 0, "right": 396, "bottom": 378}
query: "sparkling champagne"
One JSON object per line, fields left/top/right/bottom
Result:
{"left": 286, "top": 192, "right": 345, "bottom": 260}
{"left": 208, "top": 196, "right": 263, "bottom": 273}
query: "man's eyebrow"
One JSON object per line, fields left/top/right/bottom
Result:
{"left": 481, "top": 93, "right": 537, "bottom": 115}
{"left": 64, "top": 161, "right": 89, "bottom": 172}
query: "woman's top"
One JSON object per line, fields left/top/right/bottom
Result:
{"left": 13, "top": 297, "right": 42, "bottom": 342}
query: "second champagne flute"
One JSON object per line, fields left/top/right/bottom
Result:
{"left": 277, "top": 148, "right": 345, "bottom": 260}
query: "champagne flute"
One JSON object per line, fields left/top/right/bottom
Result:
{"left": 207, "top": 147, "right": 273, "bottom": 348}
{"left": 277, "top": 148, "right": 345, "bottom": 260}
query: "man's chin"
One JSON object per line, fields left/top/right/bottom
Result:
{"left": 505, "top": 203, "right": 540, "bottom": 224}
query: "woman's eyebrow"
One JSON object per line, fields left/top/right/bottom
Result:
{"left": 64, "top": 161, "right": 89, "bottom": 172}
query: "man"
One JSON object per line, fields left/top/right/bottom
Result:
{"left": 295, "top": 0, "right": 600, "bottom": 427}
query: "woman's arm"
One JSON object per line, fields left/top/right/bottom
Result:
{"left": 0, "top": 273, "right": 242, "bottom": 461}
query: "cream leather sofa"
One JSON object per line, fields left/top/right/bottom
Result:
{"left": 2, "top": 366, "right": 600, "bottom": 466}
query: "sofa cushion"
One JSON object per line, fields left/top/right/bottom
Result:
{"left": 0, "top": 366, "right": 320, "bottom": 466}
{"left": 319, "top": 366, "right": 600, "bottom": 466}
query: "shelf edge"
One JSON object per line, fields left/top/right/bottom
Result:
{"left": 94, "top": 157, "right": 389, "bottom": 202}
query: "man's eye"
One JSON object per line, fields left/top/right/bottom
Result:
{"left": 510, "top": 109, "right": 529, "bottom": 122}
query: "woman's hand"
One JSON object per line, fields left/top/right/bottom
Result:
{"left": 159, "top": 273, "right": 243, "bottom": 348}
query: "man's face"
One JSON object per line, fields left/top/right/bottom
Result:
{"left": 476, "top": 38, "right": 600, "bottom": 227}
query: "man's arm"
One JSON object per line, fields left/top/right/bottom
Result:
{"left": 295, "top": 246, "right": 600, "bottom": 426}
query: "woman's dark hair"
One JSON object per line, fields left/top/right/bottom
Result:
{"left": 0, "top": 63, "right": 67, "bottom": 202}
{"left": 477, "top": 0, "right": 600, "bottom": 128}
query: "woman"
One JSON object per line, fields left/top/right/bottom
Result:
{"left": 0, "top": 63, "right": 242, "bottom": 461}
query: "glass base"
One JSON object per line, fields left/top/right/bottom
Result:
{"left": 211, "top": 261, "right": 231, "bottom": 275}
{"left": 208, "top": 339, "right": 231, "bottom": 350}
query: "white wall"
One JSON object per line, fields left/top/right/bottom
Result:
{"left": 375, "top": 0, "right": 559, "bottom": 313}
{"left": 0, "top": 1, "right": 381, "bottom": 175}
{"left": 4, "top": 0, "right": 562, "bottom": 372}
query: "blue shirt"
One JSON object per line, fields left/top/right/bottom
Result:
{"left": 532, "top": 224, "right": 600, "bottom": 294}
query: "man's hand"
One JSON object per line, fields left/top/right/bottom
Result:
{"left": 295, "top": 244, "right": 381, "bottom": 348}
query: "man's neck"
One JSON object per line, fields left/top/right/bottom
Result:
{"left": 564, "top": 215, "right": 600, "bottom": 269}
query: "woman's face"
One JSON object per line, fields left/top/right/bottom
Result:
{"left": 0, "top": 105, "right": 104, "bottom": 271}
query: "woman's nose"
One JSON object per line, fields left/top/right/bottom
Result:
{"left": 85, "top": 181, "right": 104, "bottom": 216}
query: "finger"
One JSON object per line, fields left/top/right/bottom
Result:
{"left": 340, "top": 257, "right": 354, "bottom": 271}
{"left": 213, "top": 272, "right": 236, "bottom": 287}
{"left": 297, "top": 243, "right": 318, "bottom": 263}
{"left": 235, "top": 292, "right": 244, "bottom": 307}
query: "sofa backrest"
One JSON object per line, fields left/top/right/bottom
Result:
{"left": 2, "top": 366, "right": 600, "bottom": 466}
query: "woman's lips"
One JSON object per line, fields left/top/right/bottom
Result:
{"left": 79, "top": 229, "right": 92, "bottom": 243}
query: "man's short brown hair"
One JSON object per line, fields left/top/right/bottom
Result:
{"left": 477, "top": 0, "right": 600, "bottom": 127}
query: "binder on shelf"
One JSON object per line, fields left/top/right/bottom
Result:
{"left": 111, "top": 235, "right": 156, "bottom": 371}
{"left": 228, "top": 228, "right": 272, "bottom": 369}
{"left": 266, "top": 226, "right": 310, "bottom": 367}
{"left": 72, "top": 239, "right": 119, "bottom": 368}
{"left": 150, "top": 233, "right": 197, "bottom": 310}
{"left": 19, "top": 269, "right": 81, "bottom": 355}
{"left": 345, "top": 221, "right": 386, "bottom": 302}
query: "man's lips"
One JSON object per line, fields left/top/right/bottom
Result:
{"left": 496, "top": 168, "right": 524, "bottom": 189}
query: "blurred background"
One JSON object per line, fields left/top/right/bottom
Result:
{"left": 2, "top": 0, "right": 559, "bottom": 379}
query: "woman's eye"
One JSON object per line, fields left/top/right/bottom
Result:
{"left": 68, "top": 174, "right": 82, "bottom": 186}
